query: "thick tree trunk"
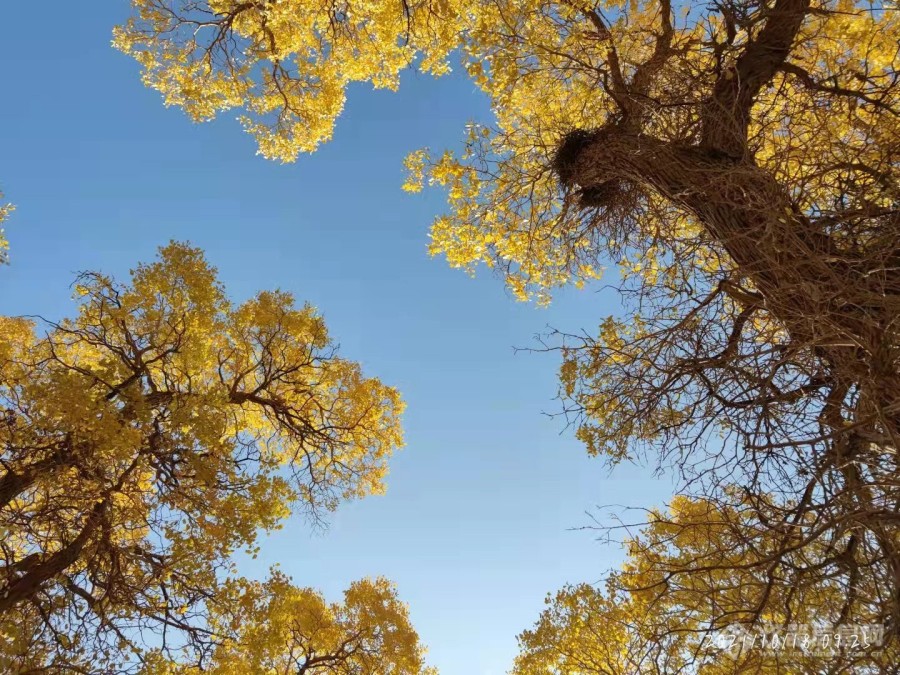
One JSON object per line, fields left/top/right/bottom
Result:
{"left": 568, "top": 130, "right": 900, "bottom": 406}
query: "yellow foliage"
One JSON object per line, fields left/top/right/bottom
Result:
{"left": 0, "top": 242, "right": 404, "bottom": 671}
{"left": 515, "top": 494, "right": 898, "bottom": 674}
{"left": 141, "top": 572, "right": 436, "bottom": 675}
{"left": 117, "top": 0, "right": 898, "bottom": 300}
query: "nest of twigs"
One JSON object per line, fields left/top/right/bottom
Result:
{"left": 553, "top": 128, "right": 632, "bottom": 210}
{"left": 552, "top": 129, "right": 598, "bottom": 186}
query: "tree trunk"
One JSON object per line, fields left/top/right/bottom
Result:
{"left": 568, "top": 130, "right": 900, "bottom": 415}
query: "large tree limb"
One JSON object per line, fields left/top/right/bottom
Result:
{"left": 0, "top": 500, "right": 106, "bottom": 615}
{"left": 702, "top": 0, "right": 812, "bottom": 155}
{"left": 560, "top": 127, "right": 900, "bottom": 428}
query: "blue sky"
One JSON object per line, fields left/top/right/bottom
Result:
{"left": 0, "top": 3, "right": 673, "bottom": 672}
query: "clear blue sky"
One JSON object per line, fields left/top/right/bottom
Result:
{"left": 0, "top": 3, "right": 673, "bottom": 673}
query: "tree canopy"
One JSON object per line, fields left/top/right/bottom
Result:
{"left": 514, "top": 495, "right": 899, "bottom": 674}
{"left": 0, "top": 243, "right": 407, "bottom": 672}
{"left": 512, "top": 497, "right": 897, "bottom": 675}
{"left": 140, "top": 573, "right": 436, "bottom": 675}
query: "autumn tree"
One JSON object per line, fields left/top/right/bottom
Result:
{"left": 514, "top": 496, "right": 899, "bottom": 674}
{"left": 116, "top": 0, "right": 899, "bottom": 661}
{"left": 513, "top": 579, "right": 696, "bottom": 675}
{"left": 140, "top": 572, "right": 436, "bottom": 674}
{"left": 0, "top": 242, "right": 404, "bottom": 671}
